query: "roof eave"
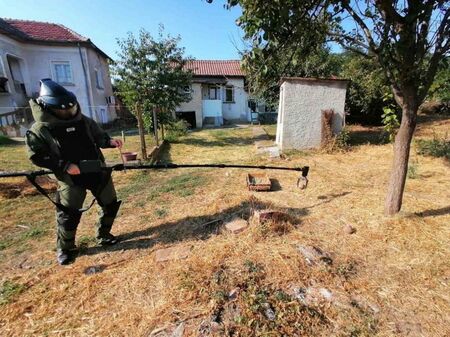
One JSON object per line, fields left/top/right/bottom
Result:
{"left": 279, "top": 77, "right": 350, "bottom": 86}
{"left": 0, "top": 32, "right": 112, "bottom": 61}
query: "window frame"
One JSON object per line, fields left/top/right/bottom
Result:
{"left": 224, "top": 85, "right": 234, "bottom": 103}
{"left": 95, "top": 67, "right": 104, "bottom": 90}
{"left": 51, "top": 61, "right": 74, "bottom": 86}
{"left": 208, "top": 84, "right": 220, "bottom": 100}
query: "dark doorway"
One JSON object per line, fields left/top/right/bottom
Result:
{"left": 176, "top": 111, "right": 196, "bottom": 129}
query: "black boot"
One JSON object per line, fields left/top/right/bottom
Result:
{"left": 56, "top": 249, "right": 75, "bottom": 265}
{"left": 98, "top": 233, "right": 119, "bottom": 246}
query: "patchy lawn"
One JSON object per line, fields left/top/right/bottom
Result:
{"left": 0, "top": 117, "right": 449, "bottom": 336}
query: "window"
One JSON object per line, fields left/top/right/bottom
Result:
{"left": 52, "top": 62, "right": 73, "bottom": 84}
{"left": 224, "top": 85, "right": 234, "bottom": 103}
{"left": 95, "top": 68, "right": 104, "bottom": 89}
{"left": 183, "top": 85, "right": 192, "bottom": 94}
{"left": 208, "top": 85, "right": 220, "bottom": 100}
{"left": 105, "top": 96, "right": 115, "bottom": 105}
{"left": 0, "top": 77, "right": 8, "bottom": 93}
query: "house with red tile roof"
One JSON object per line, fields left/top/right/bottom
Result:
{"left": 0, "top": 18, "right": 116, "bottom": 136}
{"left": 177, "top": 60, "right": 251, "bottom": 128}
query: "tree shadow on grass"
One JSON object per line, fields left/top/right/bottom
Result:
{"left": 78, "top": 197, "right": 309, "bottom": 257}
{"left": 171, "top": 136, "right": 254, "bottom": 148}
{"left": 347, "top": 127, "right": 387, "bottom": 146}
{"left": 415, "top": 205, "right": 450, "bottom": 217}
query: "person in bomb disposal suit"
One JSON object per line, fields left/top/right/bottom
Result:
{"left": 26, "top": 79, "right": 123, "bottom": 265}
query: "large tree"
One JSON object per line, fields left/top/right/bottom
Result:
{"left": 114, "top": 27, "right": 192, "bottom": 157}
{"left": 217, "top": 0, "right": 450, "bottom": 215}
{"left": 243, "top": 44, "right": 341, "bottom": 108}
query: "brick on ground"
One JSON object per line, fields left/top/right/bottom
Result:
{"left": 155, "top": 245, "right": 191, "bottom": 262}
{"left": 225, "top": 218, "right": 248, "bottom": 234}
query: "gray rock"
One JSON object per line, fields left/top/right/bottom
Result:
{"left": 291, "top": 286, "right": 352, "bottom": 309}
{"left": 171, "top": 323, "right": 185, "bottom": 337}
{"left": 343, "top": 224, "right": 356, "bottom": 234}
{"left": 297, "top": 245, "right": 333, "bottom": 266}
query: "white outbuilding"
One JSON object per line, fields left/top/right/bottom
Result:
{"left": 276, "top": 77, "right": 349, "bottom": 150}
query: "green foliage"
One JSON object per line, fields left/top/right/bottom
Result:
{"left": 428, "top": 57, "right": 450, "bottom": 102}
{"left": 165, "top": 120, "right": 189, "bottom": 142}
{"left": 225, "top": 1, "right": 449, "bottom": 124}
{"left": 335, "top": 127, "right": 350, "bottom": 149}
{"left": 242, "top": 45, "right": 340, "bottom": 107}
{"left": 381, "top": 94, "right": 401, "bottom": 143}
{"left": 339, "top": 53, "right": 390, "bottom": 124}
{"left": 114, "top": 26, "right": 193, "bottom": 129}
{"left": 0, "top": 135, "right": 16, "bottom": 146}
{"left": 416, "top": 135, "right": 450, "bottom": 160}
{"left": 0, "top": 280, "right": 26, "bottom": 305}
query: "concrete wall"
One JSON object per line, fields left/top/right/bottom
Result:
{"left": 176, "top": 82, "right": 203, "bottom": 128}
{"left": 276, "top": 79, "right": 348, "bottom": 150}
{"left": 85, "top": 48, "right": 116, "bottom": 123}
{"left": 0, "top": 34, "right": 116, "bottom": 128}
{"left": 220, "top": 78, "right": 249, "bottom": 122}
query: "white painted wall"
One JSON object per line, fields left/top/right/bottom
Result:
{"left": 221, "top": 78, "right": 249, "bottom": 122}
{"left": 276, "top": 79, "right": 348, "bottom": 150}
{"left": 176, "top": 82, "right": 203, "bottom": 128}
{"left": 0, "top": 34, "right": 116, "bottom": 126}
{"left": 86, "top": 48, "right": 116, "bottom": 122}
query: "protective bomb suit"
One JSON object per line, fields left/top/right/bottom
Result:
{"left": 25, "top": 79, "right": 122, "bottom": 265}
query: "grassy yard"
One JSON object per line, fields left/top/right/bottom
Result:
{"left": 0, "top": 117, "right": 449, "bottom": 336}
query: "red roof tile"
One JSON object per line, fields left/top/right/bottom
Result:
{"left": 185, "top": 60, "right": 244, "bottom": 77}
{"left": 1, "top": 18, "right": 87, "bottom": 42}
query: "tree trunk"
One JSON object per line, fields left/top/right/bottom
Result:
{"left": 161, "top": 123, "right": 165, "bottom": 141}
{"left": 384, "top": 101, "right": 418, "bottom": 215}
{"left": 153, "top": 107, "right": 159, "bottom": 146}
{"left": 136, "top": 104, "right": 147, "bottom": 160}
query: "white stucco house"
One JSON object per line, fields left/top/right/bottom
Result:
{"left": 276, "top": 77, "right": 349, "bottom": 150}
{"left": 0, "top": 18, "right": 116, "bottom": 136}
{"left": 176, "top": 60, "right": 251, "bottom": 128}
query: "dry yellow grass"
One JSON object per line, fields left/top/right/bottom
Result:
{"left": 0, "top": 116, "right": 449, "bottom": 336}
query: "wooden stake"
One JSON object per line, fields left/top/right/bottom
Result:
{"left": 153, "top": 107, "right": 159, "bottom": 146}
{"left": 136, "top": 103, "right": 147, "bottom": 160}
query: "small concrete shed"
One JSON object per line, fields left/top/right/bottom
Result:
{"left": 276, "top": 77, "right": 349, "bottom": 150}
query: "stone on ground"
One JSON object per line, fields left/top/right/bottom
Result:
{"left": 225, "top": 218, "right": 248, "bottom": 234}
{"left": 343, "top": 224, "right": 356, "bottom": 234}
{"left": 155, "top": 245, "right": 191, "bottom": 262}
{"left": 297, "top": 244, "right": 333, "bottom": 266}
{"left": 290, "top": 286, "right": 351, "bottom": 309}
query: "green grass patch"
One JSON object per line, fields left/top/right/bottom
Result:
{"left": 407, "top": 161, "right": 419, "bottom": 179}
{"left": 78, "top": 235, "right": 97, "bottom": 249}
{"left": 23, "top": 227, "right": 47, "bottom": 238}
{"left": 0, "top": 222, "right": 49, "bottom": 252}
{"left": 154, "top": 208, "right": 168, "bottom": 218}
{"left": 117, "top": 170, "right": 153, "bottom": 198}
{"left": 416, "top": 136, "right": 450, "bottom": 159}
{"left": 158, "top": 173, "right": 206, "bottom": 197}
{"left": 0, "top": 280, "right": 26, "bottom": 305}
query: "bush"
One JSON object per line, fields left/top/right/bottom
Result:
{"left": 165, "top": 120, "right": 189, "bottom": 142}
{"left": 416, "top": 135, "right": 450, "bottom": 160}
{"left": 335, "top": 127, "right": 350, "bottom": 149}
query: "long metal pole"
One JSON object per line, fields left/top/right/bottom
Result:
{"left": 0, "top": 164, "right": 309, "bottom": 179}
